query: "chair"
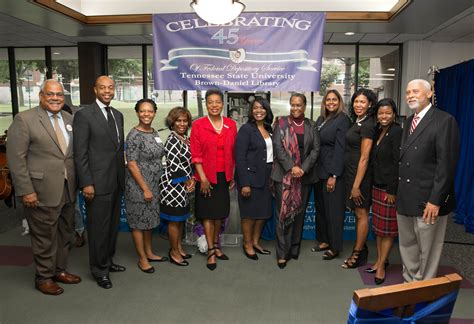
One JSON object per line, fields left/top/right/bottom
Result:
{"left": 348, "top": 273, "right": 463, "bottom": 323}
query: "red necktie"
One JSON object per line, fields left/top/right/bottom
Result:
{"left": 410, "top": 115, "right": 419, "bottom": 135}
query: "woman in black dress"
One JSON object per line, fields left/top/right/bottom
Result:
{"left": 365, "top": 98, "right": 402, "bottom": 284}
{"left": 271, "top": 93, "right": 320, "bottom": 269}
{"left": 342, "top": 89, "right": 377, "bottom": 269}
{"left": 313, "top": 90, "right": 350, "bottom": 260}
{"left": 235, "top": 98, "right": 274, "bottom": 260}
{"left": 190, "top": 89, "right": 237, "bottom": 271}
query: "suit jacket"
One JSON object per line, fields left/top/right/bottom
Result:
{"left": 7, "top": 106, "right": 76, "bottom": 206}
{"left": 73, "top": 102, "right": 125, "bottom": 195}
{"left": 397, "top": 107, "right": 459, "bottom": 216}
{"left": 315, "top": 113, "right": 350, "bottom": 180}
{"left": 235, "top": 122, "right": 271, "bottom": 188}
{"left": 271, "top": 117, "right": 320, "bottom": 184}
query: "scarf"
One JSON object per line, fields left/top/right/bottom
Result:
{"left": 277, "top": 117, "right": 303, "bottom": 228}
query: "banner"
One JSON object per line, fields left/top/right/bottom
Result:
{"left": 152, "top": 12, "right": 325, "bottom": 91}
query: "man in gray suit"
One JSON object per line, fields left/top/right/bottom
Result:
{"left": 73, "top": 76, "right": 126, "bottom": 289}
{"left": 397, "top": 79, "right": 460, "bottom": 282}
{"left": 7, "top": 79, "right": 81, "bottom": 295}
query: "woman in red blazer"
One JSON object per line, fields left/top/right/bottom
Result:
{"left": 190, "top": 89, "right": 237, "bottom": 271}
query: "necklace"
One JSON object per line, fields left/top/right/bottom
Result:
{"left": 207, "top": 116, "right": 223, "bottom": 132}
{"left": 292, "top": 119, "right": 304, "bottom": 127}
{"left": 172, "top": 130, "right": 189, "bottom": 144}
{"left": 356, "top": 114, "right": 368, "bottom": 126}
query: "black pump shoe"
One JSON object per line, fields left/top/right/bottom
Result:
{"left": 277, "top": 261, "right": 287, "bottom": 269}
{"left": 169, "top": 250, "right": 189, "bottom": 267}
{"left": 375, "top": 276, "right": 385, "bottom": 285}
{"left": 243, "top": 247, "right": 258, "bottom": 260}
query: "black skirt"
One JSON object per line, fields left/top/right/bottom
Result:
{"left": 237, "top": 163, "right": 272, "bottom": 220}
{"left": 195, "top": 172, "right": 230, "bottom": 220}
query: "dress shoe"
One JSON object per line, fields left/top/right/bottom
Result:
{"left": 214, "top": 244, "right": 229, "bottom": 260}
{"left": 36, "top": 280, "right": 64, "bottom": 295}
{"left": 147, "top": 257, "right": 169, "bottom": 263}
{"left": 365, "top": 260, "right": 389, "bottom": 273}
{"left": 291, "top": 254, "right": 299, "bottom": 260}
{"left": 181, "top": 253, "right": 192, "bottom": 259}
{"left": 54, "top": 271, "right": 82, "bottom": 284}
{"left": 95, "top": 276, "right": 112, "bottom": 289}
{"left": 109, "top": 263, "right": 126, "bottom": 272}
{"left": 137, "top": 262, "right": 155, "bottom": 274}
{"left": 277, "top": 261, "right": 287, "bottom": 269}
{"left": 243, "top": 247, "right": 258, "bottom": 260}
{"left": 75, "top": 232, "right": 86, "bottom": 247}
{"left": 207, "top": 247, "right": 217, "bottom": 271}
{"left": 322, "top": 250, "right": 339, "bottom": 260}
{"left": 254, "top": 246, "right": 271, "bottom": 255}
{"left": 375, "top": 276, "right": 385, "bottom": 285}
{"left": 169, "top": 250, "right": 189, "bottom": 267}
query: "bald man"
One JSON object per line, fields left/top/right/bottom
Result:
{"left": 7, "top": 80, "right": 81, "bottom": 295}
{"left": 73, "top": 76, "right": 126, "bottom": 289}
{"left": 397, "top": 79, "right": 459, "bottom": 282}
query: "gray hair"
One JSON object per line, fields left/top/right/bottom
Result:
{"left": 408, "top": 79, "right": 432, "bottom": 91}
{"left": 40, "top": 79, "right": 65, "bottom": 93}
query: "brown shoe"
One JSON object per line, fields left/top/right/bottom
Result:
{"left": 36, "top": 280, "right": 64, "bottom": 295}
{"left": 75, "top": 233, "right": 86, "bottom": 247}
{"left": 54, "top": 271, "right": 82, "bottom": 284}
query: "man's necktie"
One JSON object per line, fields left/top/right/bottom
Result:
{"left": 52, "top": 114, "right": 68, "bottom": 179}
{"left": 410, "top": 115, "right": 420, "bottom": 135}
{"left": 105, "top": 106, "right": 119, "bottom": 144}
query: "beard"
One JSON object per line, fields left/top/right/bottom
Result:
{"left": 407, "top": 99, "right": 420, "bottom": 110}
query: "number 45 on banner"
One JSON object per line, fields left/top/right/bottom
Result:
{"left": 211, "top": 28, "right": 239, "bottom": 45}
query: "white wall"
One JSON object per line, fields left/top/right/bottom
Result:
{"left": 400, "top": 40, "right": 474, "bottom": 115}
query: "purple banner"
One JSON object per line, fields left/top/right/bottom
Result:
{"left": 152, "top": 12, "right": 325, "bottom": 91}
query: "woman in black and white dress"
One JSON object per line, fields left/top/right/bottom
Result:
{"left": 160, "top": 107, "right": 195, "bottom": 267}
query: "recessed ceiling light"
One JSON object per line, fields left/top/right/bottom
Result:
{"left": 149, "top": 33, "right": 153, "bottom": 36}
{"left": 387, "top": 68, "right": 396, "bottom": 71}
{"left": 344, "top": 32, "right": 355, "bottom": 36}
{"left": 52, "top": 52, "right": 61, "bottom": 55}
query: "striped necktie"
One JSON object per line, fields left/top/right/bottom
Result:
{"left": 409, "top": 115, "right": 420, "bottom": 135}
{"left": 52, "top": 114, "right": 68, "bottom": 179}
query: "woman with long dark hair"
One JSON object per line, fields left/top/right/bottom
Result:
{"left": 235, "top": 97, "right": 274, "bottom": 260}
{"left": 342, "top": 89, "right": 377, "bottom": 269}
{"left": 271, "top": 93, "right": 320, "bottom": 269}
{"left": 313, "top": 90, "right": 350, "bottom": 260}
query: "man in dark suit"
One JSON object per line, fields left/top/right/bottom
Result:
{"left": 397, "top": 79, "right": 459, "bottom": 282}
{"left": 73, "top": 76, "right": 126, "bottom": 289}
{"left": 7, "top": 80, "right": 81, "bottom": 295}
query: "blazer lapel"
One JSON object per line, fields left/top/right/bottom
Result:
{"left": 93, "top": 103, "right": 118, "bottom": 147}
{"left": 400, "top": 108, "right": 435, "bottom": 157}
{"left": 37, "top": 107, "right": 63, "bottom": 154}
{"left": 63, "top": 112, "right": 74, "bottom": 156}
{"left": 303, "top": 119, "right": 311, "bottom": 156}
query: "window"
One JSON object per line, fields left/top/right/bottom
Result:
{"left": 108, "top": 46, "right": 144, "bottom": 133}
{"left": 15, "top": 48, "right": 46, "bottom": 112}
{"left": 51, "top": 47, "right": 80, "bottom": 107}
{"left": 0, "top": 49, "right": 12, "bottom": 133}
{"left": 358, "top": 45, "right": 401, "bottom": 105}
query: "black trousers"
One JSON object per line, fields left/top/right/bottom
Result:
{"left": 314, "top": 178, "right": 345, "bottom": 252}
{"left": 86, "top": 186, "right": 122, "bottom": 278}
{"left": 274, "top": 183, "right": 312, "bottom": 260}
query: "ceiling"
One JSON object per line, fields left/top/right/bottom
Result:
{"left": 0, "top": 0, "right": 472, "bottom": 48}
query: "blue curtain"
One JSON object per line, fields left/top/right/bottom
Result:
{"left": 434, "top": 59, "right": 474, "bottom": 234}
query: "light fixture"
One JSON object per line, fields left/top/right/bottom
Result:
{"left": 344, "top": 32, "right": 355, "bottom": 36}
{"left": 190, "top": 0, "right": 245, "bottom": 25}
{"left": 52, "top": 52, "right": 61, "bottom": 55}
{"left": 387, "top": 68, "right": 396, "bottom": 71}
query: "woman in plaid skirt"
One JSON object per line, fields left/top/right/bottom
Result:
{"left": 367, "top": 98, "right": 402, "bottom": 285}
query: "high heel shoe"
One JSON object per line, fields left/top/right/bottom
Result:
{"left": 341, "top": 246, "right": 368, "bottom": 269}
{"left": 364, "top": 259, "right": 389, "bottom": 273}
{"left": 374, "top": 276, "right": 385, "bottom": 285}
{"left": 243, "top": 247, "right": 258, "bottom": 260}
{"left": 206, "top": 247, "right": 217, "bottom": 271}
{"left": 254, "top": 246, "right": 271, "bottom": 255}
{"left": 169, "top": 250, "right": 189, "bottom": 267}
{"left": 214, "top": 242, "right": 229, "bottom": 260}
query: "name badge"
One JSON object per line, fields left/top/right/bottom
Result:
{"left": 155, "top": 137, "right": 163, "bottom": 144}
{"left": 66, "top": 124, "right": 73, "bottom": 131}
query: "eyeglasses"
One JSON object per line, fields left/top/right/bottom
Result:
{"left": 43, "top": 92, "right": 65, "bottom": 98}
